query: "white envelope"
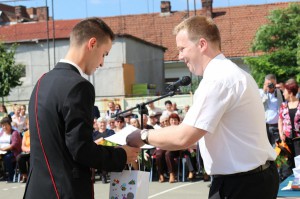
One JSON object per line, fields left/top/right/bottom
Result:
{"left": 105, "top": 125, "right": 155, "bottom": 149}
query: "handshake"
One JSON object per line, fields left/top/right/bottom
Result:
{"left": 126, "top": 129, "right": 147, "bottom": 148}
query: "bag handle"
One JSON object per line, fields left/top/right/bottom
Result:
{"left": 35, "top": 74, "right": 60, "bottom": 199}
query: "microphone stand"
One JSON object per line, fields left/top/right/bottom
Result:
{"left": 112, "top": 90, "right": 176, "bottom": 171}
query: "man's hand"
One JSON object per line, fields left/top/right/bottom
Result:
{"left": 120, "top": 145, "right": 141, "bottom": 164}
{"left": 126, "top": 129, "right": 145, "bottom": 148}
{"left": 263, "top": 83, "right": 268, "bottom": 93}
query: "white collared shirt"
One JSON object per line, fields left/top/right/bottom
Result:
{"left": 59, "top": 59, "right": 85, "bottom": 77}
{"left": 183, "top": 54, "right": 276, "bottom": 175}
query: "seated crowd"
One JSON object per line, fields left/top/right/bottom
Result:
{"left": 0, "top": 100, "right": 203, "bottom": 184}
{"left": 0, "top": 104, "right": 30, "bottom": 183}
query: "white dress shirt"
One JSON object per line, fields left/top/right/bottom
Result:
{"left": 183, "top": 54, "right": 276, "bottom": 175}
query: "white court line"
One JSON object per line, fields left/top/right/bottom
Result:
{"left": 148, "top": 181, "right": 202, "bottom": 198}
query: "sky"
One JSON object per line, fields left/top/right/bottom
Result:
{"left": 1, "top": 0, "right": 298, "bottom": 20}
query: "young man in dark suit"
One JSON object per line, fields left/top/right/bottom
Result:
{"left": 24, "top": 18, "right": 140, "bottom": 199}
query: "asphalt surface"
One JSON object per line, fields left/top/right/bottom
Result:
{"left": 0, "top": 175, "right": 210, "bottom": 199}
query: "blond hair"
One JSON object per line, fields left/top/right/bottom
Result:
{"left": 173, "top": 16, "right": 221, "bottom": 50}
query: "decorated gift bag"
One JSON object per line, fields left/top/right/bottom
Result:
{"left": 109, "top": 170, "right": 150, "bottom": 199}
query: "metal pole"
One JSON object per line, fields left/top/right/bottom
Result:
{"left": 194, "top": 0, "right": 196, "bottom": 15}
{"left": 187, "top": 0, "right": 189, "bottom": 17}
{"left": 52, "top": 0, "right": 56, "bottom": 64}
{"left": 46, "top": 0, "right": 50, "bottom": 71}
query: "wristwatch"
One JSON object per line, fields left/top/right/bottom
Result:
{"left": 140, "top": 129, "right": 150, "bottom": 145}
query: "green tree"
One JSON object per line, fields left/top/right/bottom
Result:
{"left": 181, "top": 76, "right": 202, "bottom": 94}
{"left": 0, "top": 43, "right": 25, "bottom": 103}
{"left": 244, "top": 3, "right": 300, "bottom": 87}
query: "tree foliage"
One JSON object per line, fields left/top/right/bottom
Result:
{"left": 244, "top": 3, "right": 300, "bottom": 87}
{"left": 181, "top": 76, "right": 202, "bottom": 94}
{"left": 0, "top": 43, "right": 25, "bottom": 100}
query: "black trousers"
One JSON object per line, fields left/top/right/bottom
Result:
{"left": 16, "top": 153, "right": 30, "bottom": 175}
{"left": 266, "top": 124, "right": 279, "bottom": 147}
{"left": 209, "top": 162, "right": 279, "bottom": 199}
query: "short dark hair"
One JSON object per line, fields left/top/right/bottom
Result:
{"left": 115, "top": 115, "right": 125, "bottom": 123}
{"left": 165, "top": 100, "right": 172, "bottom": 106}
{"left": 70, "top": 17, "right": 115, "bottom": 47}
{"left": 0, "top": 116, "right": 11, "bottom": 125}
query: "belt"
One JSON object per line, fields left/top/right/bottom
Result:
{"left": 212, "top": 161, "right": 272, "bottom": 179}
{"left": 267, "top": 123, "right": 278, "bottom": 127}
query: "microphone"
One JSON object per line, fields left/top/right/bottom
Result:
{"left": 166, "top": 76, "right": 191, "bottom": 92}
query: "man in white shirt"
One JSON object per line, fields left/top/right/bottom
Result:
{"left": 105, "top": 101, "right": 120, "bottom": 119}
{"left": 146, "top": 99, "right": 163, "bottom": 116}
{"left": 259, "top": 74, "right": 284, "bottom": 147}
{"left": 127, "top": 16, "right": 278, "bottom": 199}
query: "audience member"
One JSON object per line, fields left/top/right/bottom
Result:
{"left": 148, "top": 112, "right": 161, "bottom": 129}
{"left": 93, "top": 117, "right": 115, "bottom": 145}
{"left": 159, "top": 115, "right": 170, "bottom": 128}
{"left": 130, "top": 118, "right": 141, "bottom": 129}
{"left": 115, "top": 104, "right": 122, "bottom": 111}
{"left": 154, "top": 115, "right": 170, "bottom": 183}
{"left": 172, "top": 102, "right": 182, "bottom": 115}
{"left": 16, "top": 117, "right": 30, "bottom": 183}
{"left": 260, "top": 74, "right": 284, "bottom": 147}
{"left": 156, "top": 113, "right": 181, "bottom": 183}
{"left": 93, "top": 118, "right": 99, "bottom": 132}
{"left": 92, "top": 117, "right": 115, "bottom": 183}
{"left": 20, "top": 104, "right": 27, "bottom": 118}
{"left": 162, "top": 100, "right": 177, "bottom": 117}
{"left": 0, "top": 104, "right": 8, "bottom": 121}
{"left": 106, "top": 101, "right": 120, "bottom": 118}
{"left": 141, "top": 114, "right": 154, "bottom": 130}
{"left": 181, "top": 105, "right": 190, "bottom": 118}
{"left": 11, "top": 104, "right": 26, "bottom": 133}
{"left": 0, "top": 104, "right": 8, "bottom": 114}
{"left": 278, "top": 78, "right": 300, "bottom": 175}
{"left": 146, "top": 99, "right": 162, "bottom": 116}
{"left": 8, "top": 104, "right": 16, "bottom": 117}
{"left": 0, "top": 117, "right": 22, "bottom": 182}
{"left": 148, "top": 112, "right": 157, "bottom": 126}
{"left": 276, "top": 82, "right": 285, "bottom": 92}
{"left": 123, "top": 112, "right": 134, "bottom": 126}
{"left": 114, "top": 116, "right": 126, "bottom": 132}
{"left": 107, "top": 117, "right": 116, "bottom": 130}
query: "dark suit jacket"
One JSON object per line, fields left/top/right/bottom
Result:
{"left": 24, "top": 62, "right": 127, "bottom": 199}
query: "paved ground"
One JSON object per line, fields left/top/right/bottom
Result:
{"left": 0, "top": 177, "right": 296, "bottom": 199}
{"left": 0, "top": 177, "right": 210, "bottom": 199}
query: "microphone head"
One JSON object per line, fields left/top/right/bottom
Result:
{"left": 181, "top": 76, "right": 191, "bottom": 86}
